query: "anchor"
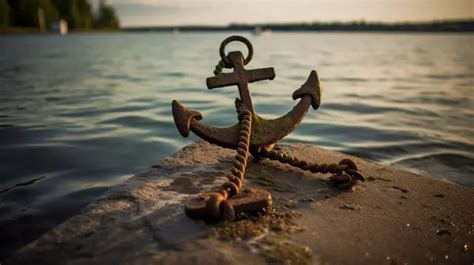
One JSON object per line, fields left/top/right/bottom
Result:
{"left": 172, "top": 35, "right": 365, "bottom": 221}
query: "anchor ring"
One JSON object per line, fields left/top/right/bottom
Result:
{"left": 219, "top": 35, "right": 254, "bottom": 68}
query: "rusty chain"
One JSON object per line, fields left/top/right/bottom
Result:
{"left": 213, "top": 59, "right": 225, "bottom": 75}
{"left": 256, "top": 147, "right": 365, "bottom": 189}
{"left": 197, "top": 102, "right": 253, "bottom": 221}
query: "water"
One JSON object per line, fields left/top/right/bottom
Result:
{"left": 0, "top": 32, "right": 473, "bottom": 258}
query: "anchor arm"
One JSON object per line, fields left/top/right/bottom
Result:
{"left": 292, "top": 70, "right": 321, "bottom": 110}
{"left": 251, "top": 96, "right": 312, "bottom": 150}
{"left": 172, "top": 100, "right": 203, "bottom": 137}
{"left": 187, "top": 95, "right": 312, "bottom": 151}
{"left": 172, "top": 70, "right": 321, "bottom": 151}
{"left": 190, "top": 121, "right": 241, "bottom": 149}
{"left": 251, "top": 70, "right": 321, "bottom": 148}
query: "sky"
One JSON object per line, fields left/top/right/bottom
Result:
{"left": 103, "top": 0, "right": 474, "bottom": 27}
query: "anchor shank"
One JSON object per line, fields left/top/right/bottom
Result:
{"left": 237, "top": 78, "right": 254, "bottom": 113}
{"left": 229, "top": 53, "right": 254, "bottom": 112}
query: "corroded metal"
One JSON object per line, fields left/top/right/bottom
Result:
{"left": 257, "top": 148, "right": 366, "bottom": 189}
{"left": 172, "top": 35, "right": 365, "bottom": 221}
{"left": 172, "top": 36, "right": 320, "bottom": 153}
{"left": 184, "top": 103, "right": 269, "bottom": 221}
{"left": 185, "top": 189, "right": 272, "bottom": 221}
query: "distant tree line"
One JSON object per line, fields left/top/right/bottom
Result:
{"left": 0, "top": 0, "right": 119, "bottom": 30}
{"left": 126, "top": 20, "right": 474, "bottom": 33}
{"left": 232, "top": 20, "right": 474, "bottom": 32}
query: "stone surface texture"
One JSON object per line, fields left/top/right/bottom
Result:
{"left": 7, "top": 141, "right": 474, "bottom": 265}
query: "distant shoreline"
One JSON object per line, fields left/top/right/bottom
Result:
{"left": 0, "top": 27, "right": 120, "bottom": 34}
{"left": 124, "top": 20, "right": 474, "bottom": 33}
{"left": 2, "top": 20, "right": 473, "bottom": 34}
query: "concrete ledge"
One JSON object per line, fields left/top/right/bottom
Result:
{"left": 8, "top": 141, "right": 473, "bottom": 265}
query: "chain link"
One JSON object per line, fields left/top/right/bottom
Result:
{"left": 197, "top": 103, "right": 253, "bottom": 221}
{"left": 213, "top": 59, "right": 225, "bottom": 75}
{"left": 256, "top": 147, "right": 365, "bottom": 188}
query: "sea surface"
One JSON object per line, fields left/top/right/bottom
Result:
{"left": 0, "top": 32, "right": 473, "bottom": 259}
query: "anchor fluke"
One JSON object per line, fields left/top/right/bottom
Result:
{"left": 172, "top": 100, "right": 202, "bottom": 137}
{"left": 292, "top": 70, "right": 322, "bottom": 110}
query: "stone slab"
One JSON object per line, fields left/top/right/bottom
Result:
{"left": 7, "top": 141, "right": 474, "bottom": 265}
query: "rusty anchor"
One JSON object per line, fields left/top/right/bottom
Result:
{"left": 172, "top": 35, "right": 365, "bottom": 221}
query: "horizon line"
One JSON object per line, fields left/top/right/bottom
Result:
{"left": 122, "top": 18, "right": 474, "bottom": 29}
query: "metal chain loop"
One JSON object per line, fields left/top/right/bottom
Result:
{"left": 257, "top": 147, "right": 365, "bottom": 188}
{"left": 219, "top": 35, "right": 253, "bottom": 68}
{"left": 199, "top": 104, "right": 253, "bottom": 221}
{"left": 213, "top": 59, "right": 225, "bottom": 76}
{"left": 213, "top": 35, "right": 254, "bottom": 75}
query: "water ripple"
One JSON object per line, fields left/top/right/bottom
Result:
{"left": 0, "top": 32, "right": 473, "bottom": 259}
